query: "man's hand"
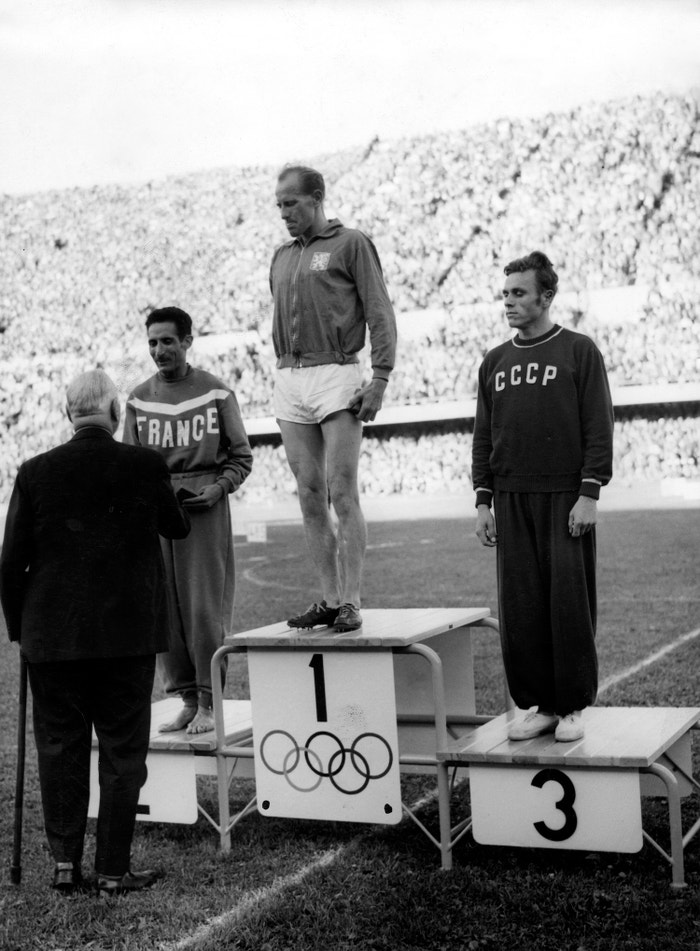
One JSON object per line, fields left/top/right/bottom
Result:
{"left": 182, "top": 484, "right": 225, "bottom": 510}
{"left": 346, "top": 378, "right": 387, "bottom": 423}
{"left": 568, "top": 496, "right": 597, "bottom": 536}
{"left": 475, "top": 504, "right": 497, "bottom": 547}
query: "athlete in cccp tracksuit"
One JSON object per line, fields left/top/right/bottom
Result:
{"left": 472, "top": 251, "right": 613, "bottom": 743}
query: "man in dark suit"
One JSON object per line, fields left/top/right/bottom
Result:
{"left": 0, "top": 369, "right": 190, "bottom": 896}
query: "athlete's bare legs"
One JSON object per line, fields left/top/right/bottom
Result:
{"left": 278, "top": 411, "right": 365, "bottom": 608}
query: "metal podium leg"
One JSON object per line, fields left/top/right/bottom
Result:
{"left": 404, "top": 642, "right": 453, "bottom": 869}
{"left": 211, "top": 643, "right": 236, "bottom": 852}
{"left": 437, "top": 762, "right": 453, "bottom": 870}
{"left": 647, "top": 762, "right": 686, "bottom": 889}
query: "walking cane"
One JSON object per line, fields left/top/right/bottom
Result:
{"left": 11, "top": 654, "right": 28, "bottom": 885}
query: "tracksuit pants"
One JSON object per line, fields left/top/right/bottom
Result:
{"left": 158, "top": 484, "right": 234, "bottom": 707}
{"left": 494, "top": 490, "right": 598, "bottom": 716}
{"left": 28, "top": 654, "right": 155, "bottom": 875}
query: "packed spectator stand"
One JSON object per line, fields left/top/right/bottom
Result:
{"left": 1, "top": 90, "right": 698, "bottom": 505}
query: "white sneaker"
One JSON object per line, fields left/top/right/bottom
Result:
{"left": 555, "top": 711, "right": 584, "bottom": 742}
{"left": 507, "top": 709, "right": 558, "bottom": 741}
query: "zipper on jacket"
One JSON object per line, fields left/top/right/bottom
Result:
{"left": 291, "top": 238, "right": 306, "bottom": 363}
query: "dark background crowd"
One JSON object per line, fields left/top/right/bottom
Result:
{"left": 1, "top": 90, "right": 698, "bottom": 504}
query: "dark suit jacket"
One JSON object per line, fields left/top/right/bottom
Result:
{"left": 0, "top": 426, "right": 190, "bottom": 662}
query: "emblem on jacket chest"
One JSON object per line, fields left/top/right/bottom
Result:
{"left": 309, "top": 252, "right": 331, "bottom": 271}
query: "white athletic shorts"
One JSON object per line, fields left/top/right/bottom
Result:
{"left": 274, "top": 363, "right": 363, "bottom": 424}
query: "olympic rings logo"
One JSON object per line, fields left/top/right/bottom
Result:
{"left": 259, "top": 729, "right": 394, "bottom": 796}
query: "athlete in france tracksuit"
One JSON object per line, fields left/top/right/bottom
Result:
{"left": 124, "top": 326, "right": 252, "bottom": 730}
{"left": 473, "top": 257, "right": 613, "bottom": 733}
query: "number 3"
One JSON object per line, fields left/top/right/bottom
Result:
{"left": 531, "top": 768, "right": 578, "bottom": 841}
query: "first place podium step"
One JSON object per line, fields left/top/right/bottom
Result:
{"left": 211, "top": 607, "right": 503, "bottom": 850}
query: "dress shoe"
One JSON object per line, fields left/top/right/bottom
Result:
{"left": 52, "top": 862, "right": 85, "bottom": 895}
{"left": 97, "top": 868, "right": 161, "bottom": 897}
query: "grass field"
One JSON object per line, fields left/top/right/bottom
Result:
{"left": 1, "top": 507, "right": 699, "bottom": 951}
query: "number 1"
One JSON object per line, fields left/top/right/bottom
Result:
{"left": 309, "top": 654, "right": 327, "bottom": 722}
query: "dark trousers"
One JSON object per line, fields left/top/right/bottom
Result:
{"left": 494, "top": 490, "right": 598, "bottom": 716}
{"left": 27, "top": 654, "right": 155, "bottom": 875}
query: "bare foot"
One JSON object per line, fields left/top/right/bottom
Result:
{"left": 158, "top": 704, "right": 197, "bottom": 733}
{"left": 186, "top": 706, "right": 215, "bottom": 735}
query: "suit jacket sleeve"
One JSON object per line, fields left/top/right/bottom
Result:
{"left": 0, "top": 467, "right": 32, "bottom": 642}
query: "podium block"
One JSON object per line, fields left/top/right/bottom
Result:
{"left": 89, "top": 698, "right": 253, "bottom": 826}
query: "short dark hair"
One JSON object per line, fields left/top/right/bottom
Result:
{"left": 277, "top": 164, "right": 325, "bottom": 200}
{"left": 145, "top": 306, "right": 192, "bottom": 339}
{"left": 504, "top": 251, "right": 558, "bottom": 298}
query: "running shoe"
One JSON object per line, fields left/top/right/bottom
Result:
{"left": 555, "top": 711, "right": 584, "bottom": 742}
{"left": 335, "top": 603, "right": 363, "bottom": 632}
{"left": 507, "top": 709, "right": 558, "bottom": 741}
{"left": 287, "top": 600, "right": 340, "bottom": 629}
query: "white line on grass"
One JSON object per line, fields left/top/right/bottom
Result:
{"left": 159, "top": 776, "right": 463, "bottom": 951}
{"left": 241, "top": 541, "right": 407, "bottom": 590}
{"left": 599, "top": 626, "right": 700, "bottom": 694}
{"left": 241, "top": 564, "right": 301, "bottom": 591}
{"left": 160, "top": 847, "right": 346, "bottom": 951}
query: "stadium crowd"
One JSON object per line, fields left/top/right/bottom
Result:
{"left": 233, "top": 415, "right": 699, "bottom": 504}
{"left": 1, "top": 90, "right": 699, "bottom": 504}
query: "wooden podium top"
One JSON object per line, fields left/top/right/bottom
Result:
{"left": 225, "top": 607, "right": 492, "bottom": 649}
{"left": 147, "top": 699, "right": 252, "bottom": 753}
{"left": 440, "top": 706, "right": 700, "bottom": 768}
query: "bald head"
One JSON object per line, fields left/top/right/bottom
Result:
{"left": 66, "top": 369, "right": 120, "bottom": 432}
